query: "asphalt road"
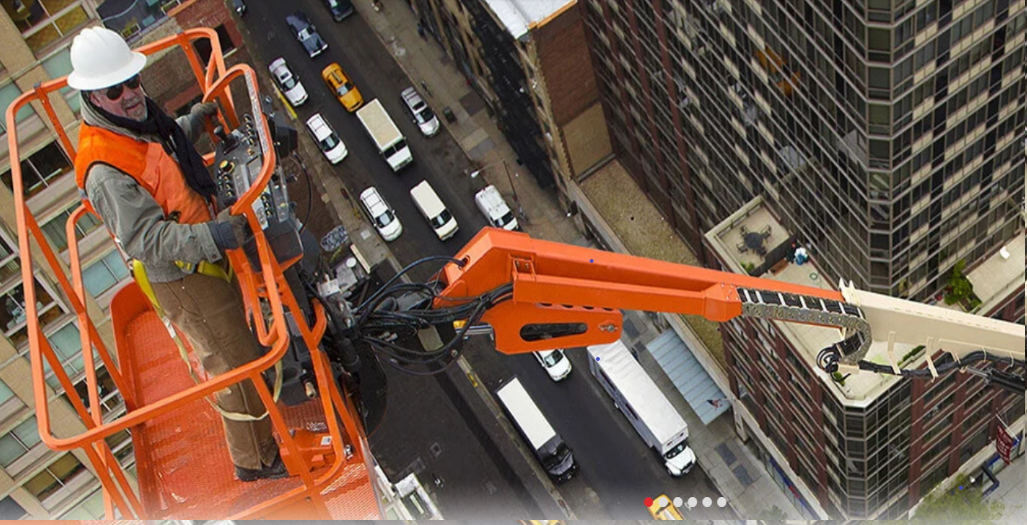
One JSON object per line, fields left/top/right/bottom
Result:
{"left": 236, "top": 1, "right": 733, "bottom": 520}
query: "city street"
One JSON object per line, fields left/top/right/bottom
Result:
{"left": 235, "top": 1, "right": 731, "bottom": 520}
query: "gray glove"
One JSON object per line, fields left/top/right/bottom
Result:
{"left": 191, "top": 102, "right": 219, "bottom": 119}
{"left": 208, "top": 209, "right": 250, "bottom": 251}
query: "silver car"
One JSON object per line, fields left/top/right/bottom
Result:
{"left": 401, "top": 86, "right": 440, "bottom": 137}
{"left": 268, "top": 58, "right": 308, "bottom": 106}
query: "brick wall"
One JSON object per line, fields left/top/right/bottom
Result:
{"left": 534, "top": 6, "right": 598, "bottom": 127}
{"left": 138, "top": 0, "right": 251, "bottom": 116}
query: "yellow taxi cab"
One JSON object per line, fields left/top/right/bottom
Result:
{"left": 647, "top": 494, "right": 684, "bottom": 520}
{"left": 322, "top": 62, "right": 364, "bottom": 112}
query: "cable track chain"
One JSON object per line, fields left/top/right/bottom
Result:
{"left": 735, "top": 287, "right": 872, "bottom": 372}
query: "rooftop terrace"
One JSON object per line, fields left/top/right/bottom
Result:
{"left": 706, "top": 198, "right": 930, "bottom": 405}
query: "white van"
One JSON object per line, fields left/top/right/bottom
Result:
{"left": 474, "top": 185, "right": 519, "bottom": 231}
{"left": 409, "top": 180, "right": 458, "bottom": 241}
{"left": 356, "top": 99, "right": 413, "bottom": 172}
{"left": 588, "top": 340, "right": 696, "bottom": 477}
{"left": 495, "top": 377, "right": 578, "bottom": 483}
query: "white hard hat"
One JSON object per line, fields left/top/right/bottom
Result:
{"left": 67, "top": 26, "right": 147, "bottom": 91}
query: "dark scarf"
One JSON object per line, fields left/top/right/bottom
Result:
{"left": 89, "top": 96, "right": 218, "bottom": 202}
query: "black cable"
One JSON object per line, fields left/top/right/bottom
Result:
{"left": 355, "top": 255, "right": 465, "bottom": 314}
{"left": 858, "top": 350, "right": 1026, "bottom": 380}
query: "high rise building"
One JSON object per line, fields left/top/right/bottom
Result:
{"left": 578, "top": 0, "right": 1025, "bottom": 300}
{"left": 705, "top": 196, "right": 1023, "bottom": 520}
{"left": 0, "top": 0, "right": 246, "bottom": 518}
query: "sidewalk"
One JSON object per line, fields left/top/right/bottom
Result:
{"left": 991, "top": 453, "right": 1026, "bottom": 524}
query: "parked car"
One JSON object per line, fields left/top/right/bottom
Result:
{"left": 359, "top": 187, "right": 403, "bottom": 242}
{"left": 400, "top": 86, "right": 440, "bottom": 137}
{"left": 232, "top": 0, "right": 246, "bottom": 16}
{"left": 322, "top": 63, "right": 364, "bottom": 112}
{"left": 268, "top": 58, "right": 308, "bottom": 106}
{"left": 305, "top": 114, "right": 347, "bottom": 164}
{"left": 323, "top": 0, "right": 355, "bottom": 21}
{"left": 286, "top": 11, "right": 328, "bottom": 58}
{"left": 534, "top": 349, "right": 572, "bottom": 381}
{"left": 474, "top": 184, "right": 518, "bottom": 231}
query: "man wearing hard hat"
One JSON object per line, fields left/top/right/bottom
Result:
{"left": 68, "top": 27, "right": 287, "bottom": 482}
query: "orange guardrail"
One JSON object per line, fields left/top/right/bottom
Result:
{"left": 5, "top": 28, "right": 374, "bottom": 520}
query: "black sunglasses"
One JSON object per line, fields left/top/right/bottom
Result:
{"left": 104, "top": 75, "right": 141, "bottom": 101}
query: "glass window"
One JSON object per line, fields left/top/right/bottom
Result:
{"left": 57, "top": 488, "right": 105, "bottom": 520}
{"left": 59, "top": 366, "right": 124, "bottom": 426}
{"left": 40, "top": 323, "right": 88, "bottom": 389}
{"left": 24, "top": 453, "right": 90, "bottom": 506}
{"left": 0, "top": 235, "right": 20, "bottom": 285}
{"left": 41, "top": 48, "right": 80, "bottom": 114}
{"left": 14, "top": 1, "right": 91, "bottom": 54}
{"left": 0, "top": 82, "right": 38, "bottom": 134}
{"left": 41, "top": 206, "right": 102, "bottom": 253}
{"left": 215, "top": 24, "right": 236, "bottom": 53}
{"left": 0, "top": 416, "right": 44, "bottom": 467}
{"left": 0, "top": 496, "right": 27, "bottom": 520}
{"left": 0, "top": 380, "right": 13, "bottom": 404}
{"left": 0, "top": 141, "right": 74, "bottom": 197}
{"left": 2, "top": 278, "right": 62, "bottom": 348}
{"left": 82, "top": 250, "right": 129, "bottom": 298}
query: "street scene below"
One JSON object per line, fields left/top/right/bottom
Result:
{"left": 0, "top": 0, "right": 1022, "bottom": 522}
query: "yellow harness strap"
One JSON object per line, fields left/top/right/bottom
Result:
{"left": 132, "top": 260, "right": 282, "bottom": 421}
{"left": 175, "top": 259, "right": 233, "bottom": 282}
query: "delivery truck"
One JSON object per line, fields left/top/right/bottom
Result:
{"left": 356, "top": 98, "right": 413, "bottom": 172}
{"left": 588, "top": 340, "right": 696, "bottom": 476}
{"left": 495, "top": 377, "right": 578, "bottom": 483}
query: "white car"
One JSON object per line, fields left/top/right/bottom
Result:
{"left": 268, "top": 58, "right": 308, "bottom": 106}
{"left": 305, "top": 114, "right": 347, "bottom": 164}
{"left": 401, "top": 86, "right": 440, "bottom": 137}
{"left": 359, "top": 187, "right": 403, "bottom": 242}
{"left": 534, "top": 349, "right": 572, "bottom": 381}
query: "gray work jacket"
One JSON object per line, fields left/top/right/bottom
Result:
{"left": 80, "top": 97, "right": 222, "bottom": 283}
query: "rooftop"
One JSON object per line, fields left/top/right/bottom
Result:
{"left": 967, "top": 233, "right": 1025, "bottom": 314}
{"left": 482, "top": 0, "right": 574, "bottom": 40}
{"left": 705, "top": 197, "right": 916, "bottom": 405}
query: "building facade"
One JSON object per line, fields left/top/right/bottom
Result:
{"left": 0, "top": 0, "right": 246, "bottom": 518}
{"left": 579, "top": 0, "right": 1025, "bottom": 300}
{"left": 706, "top": 197, "right": 1024, "bottom": 520}
{"left": 407, "top": 0, "right": 613, "bottom": 196}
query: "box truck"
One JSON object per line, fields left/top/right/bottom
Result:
{"left": 356, "top": 98, "right": 413, "bottom": 172}
{"left": 495, "top": 377, "right": 578, "bottom": 483}
{"left": 588, "top": 340, "right": 696, "bottom": 476}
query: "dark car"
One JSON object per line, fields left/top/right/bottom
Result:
{"left": 323, "top": 0, "right": 355, "bottom": 21}
{"left": 286, "top": 11, "right": 328, "bottom": 58}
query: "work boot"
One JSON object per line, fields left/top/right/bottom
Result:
{"left": 235, "top": 453, "right": 289, "bottom": 482}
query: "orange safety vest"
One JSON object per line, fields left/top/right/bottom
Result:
{"left": 74, "top": 122, "right": 213, "bottom": 225}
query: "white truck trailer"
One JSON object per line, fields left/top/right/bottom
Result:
{"left": 588, "top": 340, "right": 696, "bottom": 476}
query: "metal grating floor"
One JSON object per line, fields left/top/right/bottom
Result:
{"left": 117, "top": 305, "right": 379, "bottom": 519}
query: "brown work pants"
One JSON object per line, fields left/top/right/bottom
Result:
{"left": 151, "top": 272, "right": 278, "bottom": 471}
